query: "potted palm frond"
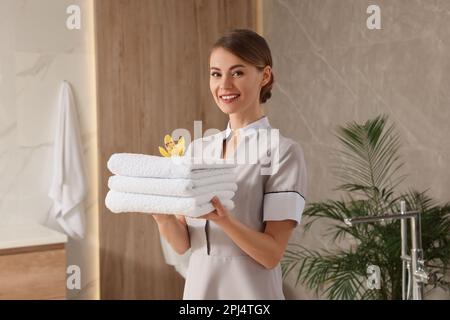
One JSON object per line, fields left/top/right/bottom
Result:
{"left": 282, "top": 114, "right": 450, "bottom": 299}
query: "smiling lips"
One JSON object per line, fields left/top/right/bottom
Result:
{"left": 220, "top": 94, "right": 240, "bottom": 103}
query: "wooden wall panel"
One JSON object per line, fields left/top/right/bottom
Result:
{"left": 95, "top": 0, "right": 257, "bottom": 299}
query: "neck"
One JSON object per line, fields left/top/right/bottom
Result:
{"left": 228, "top": 107, "right": 265, "bottom": 131}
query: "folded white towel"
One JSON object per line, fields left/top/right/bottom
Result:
{"left": 105, "top": 190, "right": 234, "bottom": 217}
{"left": 107, "top": 153, "right": 236, "bottom": 179}
{"left": 108, "top": 175, "right": 237, "bottom": 197}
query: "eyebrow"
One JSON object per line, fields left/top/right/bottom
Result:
{"left": 210, "top": 64, "right": 246, "bottom": 71}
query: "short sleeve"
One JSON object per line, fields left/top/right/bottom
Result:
{"left": 263, "top": 141, "right": 307, "bottom": 226}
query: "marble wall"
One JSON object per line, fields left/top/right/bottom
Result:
{"left": 0, "top": 0, "right": 98, "bottom": 299}
{"left": 263, "top": 0, "right": 450, "bottom": 299}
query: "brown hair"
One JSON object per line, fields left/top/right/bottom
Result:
{"left": 210, "top": 29, "right": 274, "bottom": 104}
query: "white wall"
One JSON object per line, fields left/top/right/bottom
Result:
{"left": 0, "top": 0, "right": 98, "bottom": 299}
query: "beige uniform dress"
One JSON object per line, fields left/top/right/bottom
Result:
{"left": 183, "top": 116, "right": 307, "bottom": 300}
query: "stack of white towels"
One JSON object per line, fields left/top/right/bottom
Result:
{"left": 105, "top": 153, "right": 237, "bottom": 217}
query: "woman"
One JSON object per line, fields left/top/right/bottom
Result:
{"left": 153, "top": 29, "right": 307, "bottom": 299}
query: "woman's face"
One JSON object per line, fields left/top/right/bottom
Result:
{"left": 209, "top": 47, "right": 271, "bottom": 116}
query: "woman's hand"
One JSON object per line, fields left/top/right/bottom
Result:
{"left": 196, "top": 197, "right": 231, "bottom": 225}
{"left": 196, "top": 197, "right": 297, "bottom": 269}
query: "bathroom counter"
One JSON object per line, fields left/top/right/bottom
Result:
{"left": 0, "top": 223, "right": 68, "bottom": 251}
{"left": 0, "top": 223, "right": 68, "bottom": 299}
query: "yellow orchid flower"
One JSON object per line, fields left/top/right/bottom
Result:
{"left": 159, "top": 134, "right": 185, "bottom": 157}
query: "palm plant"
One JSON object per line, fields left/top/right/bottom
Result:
{"left": 282, "top": 115, "right": 450, "bottom": 299}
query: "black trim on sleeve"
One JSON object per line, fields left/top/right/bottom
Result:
{"left": 264, "top": 190, "right": 305, "bottom": 200}
{"left": 205, "top": 220, "right": 210, "bottom": 255}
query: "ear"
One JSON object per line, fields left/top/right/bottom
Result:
{"left": 261, "top": 65, "right": 272, "bottom": 87}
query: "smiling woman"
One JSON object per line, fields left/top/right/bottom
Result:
{"left": 152, "top": 29, "right": 308, "bottom": 300}
{"left": 208, "top": 30, "right": 274, "bottom": 122}
{"left": 96, "top": 0, "right": 260, "bottom": 300}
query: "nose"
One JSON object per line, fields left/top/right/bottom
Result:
{"left": 219, "top": 73, "right": 233, "bottom": 89}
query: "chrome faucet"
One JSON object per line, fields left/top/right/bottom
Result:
{"left": 344, "top": 201, "right": 428, "bottom": 300}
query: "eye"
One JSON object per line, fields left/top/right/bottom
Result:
{"left": 210, "top": 71, "right": 244, "bottom": 77}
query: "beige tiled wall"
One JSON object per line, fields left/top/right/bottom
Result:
{"left": 263, "top": 0, "right": 450, "bottom": 299}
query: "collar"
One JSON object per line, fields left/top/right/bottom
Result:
{"left": 224, "top": 116, "right": 272, "bottom": 140}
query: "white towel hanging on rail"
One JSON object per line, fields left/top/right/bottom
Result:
{"left": 48, "top": 80, "right": 87, "bottom": 239}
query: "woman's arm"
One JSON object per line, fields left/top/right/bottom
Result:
{"left": 201, "top": 197, "right": 297, "bottom": 269}
{"left": 152, "top": 214, "right": 190, "bottom": 254}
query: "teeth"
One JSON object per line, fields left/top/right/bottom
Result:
{"left": 221, "top": 95, "right": 239, "bottom": 100}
